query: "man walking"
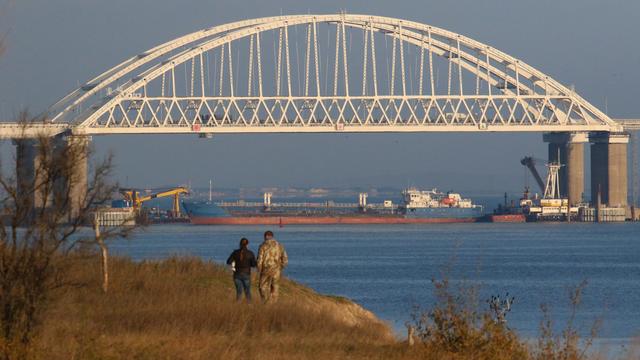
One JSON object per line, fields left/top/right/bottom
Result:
{"left": 257, "top": 230, "right": 288, "bottom": 303}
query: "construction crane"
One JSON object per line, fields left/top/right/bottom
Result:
{"left": 520, "top": 156, "right": 546, "bottom": 193}
{"left": 119, "top": 187, "right": 189, "bottom": 217}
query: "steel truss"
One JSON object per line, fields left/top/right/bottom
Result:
{"left": 91, "top": 95, "right": 610, "bottom": 134}
{"left": 42, "top": 14, "right": 622, "bottom": 135}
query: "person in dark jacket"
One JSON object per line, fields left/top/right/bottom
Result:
{"left": 226, "top": 238, "right": 257, "bottom": 301}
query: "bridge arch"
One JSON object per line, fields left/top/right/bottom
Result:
{"left": 45, "top": 14, "right": 621, "bottom": 134}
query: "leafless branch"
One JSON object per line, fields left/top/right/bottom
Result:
{"left": 0, "top": 111, "right": 138, "bottom": 357}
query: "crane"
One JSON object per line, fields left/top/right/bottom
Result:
{"left": 120, "top": 187, "right": 189, "bottom": 217}
{"left": 520, "top": 156, "right": 546, "bottom": 193}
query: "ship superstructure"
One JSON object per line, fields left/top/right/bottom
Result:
{"left": 401, "top": 188, "right": 477, "bottom": 209}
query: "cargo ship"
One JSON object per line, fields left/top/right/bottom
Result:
{"left": 183, "top": 188, "right": 483, "bottom": 225}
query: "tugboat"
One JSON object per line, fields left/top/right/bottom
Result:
{"left": 488, "top": 191, "right": 528, "bottom": 223}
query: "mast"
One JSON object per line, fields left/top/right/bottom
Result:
{"left": 543, "top": 162, "right": 562, "bottom": 199}
{"left": 209, "top": 179, "right": 212, "bottom": 202}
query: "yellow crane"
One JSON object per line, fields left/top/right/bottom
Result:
{"left": 120, "top": 187, "right": 189, "bottom": 217}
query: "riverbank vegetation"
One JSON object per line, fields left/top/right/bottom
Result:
{"left": 0, "top": 254, "right": 630, "bottom": 359}
{"left": 0, "top": 129, "right": 134, "bottom": 360}
{"left": 28, "top": 255, "right": 397, "bottom": 359}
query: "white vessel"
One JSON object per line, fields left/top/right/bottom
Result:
{"left": 401, "top": 188, "right": 479, "bottom": 209}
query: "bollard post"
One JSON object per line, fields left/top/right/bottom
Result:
{"left": 406, "top": 324, "right": 415, "bottom": 346}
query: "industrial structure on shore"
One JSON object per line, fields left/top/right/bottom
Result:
{"left": 0, "top": 14, "right": 638, "bottom": 223}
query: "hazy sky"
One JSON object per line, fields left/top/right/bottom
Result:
{"left": 1, "top": 0, "right": 639, "bottom": 194}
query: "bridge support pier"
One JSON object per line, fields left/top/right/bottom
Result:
{"left": 64, "top": 136, "right": 90, "bottom": 220}
{"left": 589, "top": 132, "right": 629, "bottom": 208}
{"left": 15, "top": 139, "right": 49, "bottom": 211}
{"left": 543, "top": 132, "right": 587, "bottom": 205}
{"left": 13, "top": 135, "right": 90, "bottom": 221}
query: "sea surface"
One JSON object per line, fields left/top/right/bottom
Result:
{"left": 110, "top": 222, "right": 640, "bottom": 352}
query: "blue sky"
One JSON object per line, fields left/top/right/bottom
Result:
{"left": 1, "top": 0, "right": 639, "bottom": 194}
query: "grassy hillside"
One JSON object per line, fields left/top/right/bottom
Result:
{"left": 29, "top": 256, "right": 637, "bottom": 360}
{"left": 34, "top": 256, "right": 403, "bottom": 359}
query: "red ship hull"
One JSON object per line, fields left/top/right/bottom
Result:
{"left": 488, "top": 214, "right": 526, "bottom": 223}
{"left": 190, "top": 216, "right": 480, "bottom": 225}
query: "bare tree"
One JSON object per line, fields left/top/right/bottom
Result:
{"left": 0, "top": 114, "right": 133, "bottom": 359}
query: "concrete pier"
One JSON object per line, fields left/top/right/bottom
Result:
{"left": 543, "top": 132, "right": 587, "bottom": 205}
{"left": 63, "top": 136, "right": 90, "bottom": 219}
{"left": 589, "top": 132, "right": 629, "bottom": 208}
{"left": 15, "top": 139, "right": 48, "bottom": 211}
{"left": 566, "top": 134, "right": 587, "bottom": 205}
{"left": 14, "top": 135, "right": 90, "bottom": 220}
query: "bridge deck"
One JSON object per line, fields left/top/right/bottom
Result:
{"left": 0, "top": 123, "right": 70, "bottom": 139}
{"left": 0, "top": 121, "right": 636, "bottom": 138}
{"left": 614, "top": 119, "right": 640, "bottom": 131}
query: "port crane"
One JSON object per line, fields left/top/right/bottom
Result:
{"left": 519, "top": 156, "right": 576, "bottom": 220}
{"left": 520, "top": 156, "right": 546, "bottom": 193}
{"left": 119, "top": 187, "right": 189, "bottom": 217}
{"left": 521, "top": 155, "right": 566, "bottom": 199}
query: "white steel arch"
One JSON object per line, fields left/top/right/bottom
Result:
{"left": 44, "top": 14, "right": 622, "bottom": 135}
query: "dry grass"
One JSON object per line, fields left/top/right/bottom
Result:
{"left": 23, "top": 255, "right": 638, "bottom": 360}
{"left": 32, "top": 256, "right": 404, "bottom": 360}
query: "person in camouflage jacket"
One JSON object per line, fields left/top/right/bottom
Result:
{"left": 257, "top": 230, "right": 288, "bottom": 303}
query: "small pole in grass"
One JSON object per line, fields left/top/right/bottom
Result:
{"left": 406, "top": 323, "right": 415, "bottom": 346}
{"left": 94, "top": 213, "right": 109, "bottom": 293}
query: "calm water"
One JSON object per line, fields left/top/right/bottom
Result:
{"left": 110, "top": 222, "right": 640, "bottom": 345}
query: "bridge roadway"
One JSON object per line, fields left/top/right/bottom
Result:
{"left": 0, "top": 119, "right": 638, "bottom": 139}
{"left": 615, "top": 119, "right": 640, "bottom": 131}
